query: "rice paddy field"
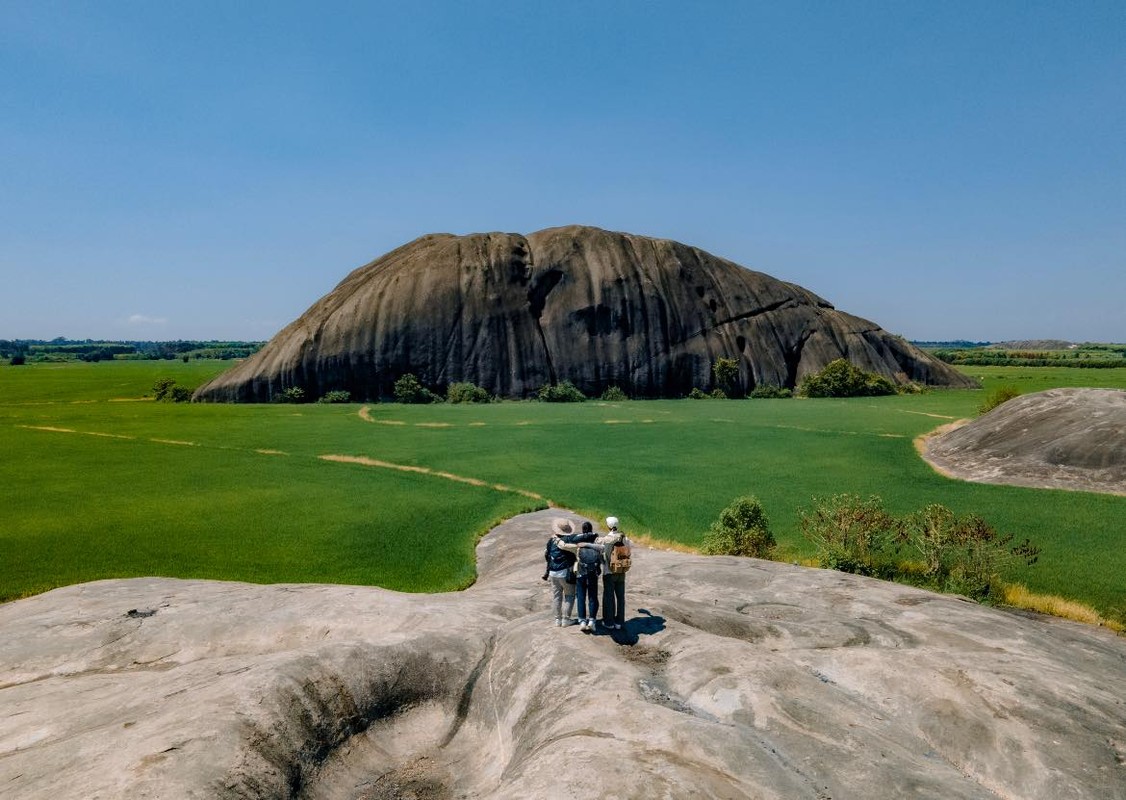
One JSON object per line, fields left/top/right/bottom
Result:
{"left": 2, "top": 360, "right": 1124, "bottom": 624}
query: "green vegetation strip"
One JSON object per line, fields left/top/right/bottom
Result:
{"left": 2, "top": 361, "right": 1125, "bottom": 626}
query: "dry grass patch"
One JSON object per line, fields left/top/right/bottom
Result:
{"left": 1004, "top": 584, "right": 1124, "bottom": 633}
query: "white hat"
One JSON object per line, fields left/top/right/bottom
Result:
{"left": 605, "top": 516, "right": 619, "bottom": 530}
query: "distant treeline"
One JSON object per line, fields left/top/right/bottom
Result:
{"left": 924, "top": 343, "right": 1126, "bottom": 369}
{"left": 1, "top": 338, "right": 263, "bottom": 363}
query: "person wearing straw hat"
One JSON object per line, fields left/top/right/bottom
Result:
{"left": 552, "top": 520, "right": 601, "bottom": 632}
{"left": 543, "top": 517, "right": 580, "bottom": 626}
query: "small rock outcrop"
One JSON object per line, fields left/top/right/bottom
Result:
{"left": 2, "top": 509, "right": 1124, "bottom": 799}
{"left": 924, "top": 387, "right": 1126, "bottom": 495}
{"left": 193, "top": 226, "right": 975, "bottom": 401}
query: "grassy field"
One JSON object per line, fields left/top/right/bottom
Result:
{"left": 2, "top": 360, "right": 1124, "bottom": 624}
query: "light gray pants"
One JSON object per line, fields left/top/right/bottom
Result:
{"left": 550, "top": 576, "right": 576, "bottom": 619}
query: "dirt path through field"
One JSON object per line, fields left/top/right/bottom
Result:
{"left": 16, "top": 423, "right": 547, "bottom": 501}
{"left": 319, "top": 454, "right": 547, "bottom": 501}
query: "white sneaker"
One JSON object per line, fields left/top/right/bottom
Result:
{"left": 555, "top": 618, "right": 563, "bottom": 627}
{"left": 581, "top": 619, "right": 592, "bottom": 633}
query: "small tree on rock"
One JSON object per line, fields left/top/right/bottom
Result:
{"left": 713, "top": 357, "right": 739, "bottom": 397}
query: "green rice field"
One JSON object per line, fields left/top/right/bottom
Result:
{"left": 2, "top": 360, "right": 1124, "bottom": 623}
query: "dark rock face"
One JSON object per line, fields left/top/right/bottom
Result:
{"left": 924, "top": 388, "right": 1126, "bottom": 495}
{"left": 194, "top": 226, "right": 975, "bottom": 401}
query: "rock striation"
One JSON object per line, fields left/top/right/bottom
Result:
{"left": 924, "top": 388, "right": 1126, "bottom": 495}
{"left": 193, "top": 226, "right": 975, "bottom": 401}
{"left": 2, "top": 508, "right": 1124, "bottom": 799}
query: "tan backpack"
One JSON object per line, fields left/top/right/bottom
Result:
{"left": 609, "top": 537, "right": 632, "bottom": 574}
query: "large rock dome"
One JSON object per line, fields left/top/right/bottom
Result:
{"left": 194, "top": 226, "right": 975, "bottom": 401}
{"left": 924, "top": 388, "right": 1126, "bottom": 495}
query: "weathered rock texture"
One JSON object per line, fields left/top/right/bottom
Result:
{"left": 193, "top": 226, "right": 975, "bottom": 401}
{"left": 2, "top": 509, "right": 1124, "bottom": 799}
{"left": 924, "top": 388, "right": 1126, "bottom": 495}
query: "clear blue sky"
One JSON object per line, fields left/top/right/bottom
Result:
{"left": 2, "top": 1, "right": 1123, "bottom": 342}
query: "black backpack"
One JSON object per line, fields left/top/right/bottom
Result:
{"left": 577, "top": 545, "right": 602, "bottom": 577}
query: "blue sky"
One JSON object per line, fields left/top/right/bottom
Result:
{"left": 2, "top": 1, "right": 1123, "bottom": 342}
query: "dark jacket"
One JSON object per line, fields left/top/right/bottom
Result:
{"left": 545, "top": 532, "right": 597, "bottom": 573}
{"left": 545, "top": 538, "right": 577, "bottom": 573}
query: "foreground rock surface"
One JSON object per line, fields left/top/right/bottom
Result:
{"left": 193, "top": 225, "right": 974, "bottom": 401}
{"left": 2, "top": 508, "right": 1124, "bottom": 799}
{"left": 924, "top": 387, "right": 1126, "bottom": 495}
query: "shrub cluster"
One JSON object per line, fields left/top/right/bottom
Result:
{"left": 748, "top": 385, "right": 792, "bottom": 399}
{"left": 318, "top": 390, "right": 351, "bottom": 404}
{"left": 446, "top": 382, "right": 491, "bottom": 404}
{"left": 797, "top": 359, "right": 896, "bottom": 398}
{"left": 394, "top": 373, "right": 438, "bottom": 404}
{"left": 688, "top": 387, "right": 729, "bottom": 399}
{"left": 799, "top": 494, "right": 1040, "bottom": 601}
{"left": 701, "top": 496, "right": 776, "bottom": 558}
{"left": 275, "top": 387, "right": 306, "bottom": 404}
{"left": 152, "top": 377, "right": 192, "bottom": 402}
{"left": 979, "top": 386, "right": 1020, "bottom": 414}
{"left": 537, "top": 381, "right": 586, "bottom": 402}
{"left": 600, "top": 386, "right": 629, "bottom": 401}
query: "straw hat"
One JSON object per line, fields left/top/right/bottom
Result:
{"left": 551, "top": 517, "right": 577, "bottom": 536}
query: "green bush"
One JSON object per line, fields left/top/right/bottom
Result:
{"left": 701, "top": 496, "right": 776, "bottom": 558}
{"left": 687, "top": 387, "right": 710, "bottom": 399}
{"left": 153, "top": 377, "right": 193, "bottom": 402}
{"left": 276, "top": 387, "right": 306, "bottom": 404}
{"left": 979, "top": 386, "right": 1020, "bottom": 414}
{"left": 797, "top": 359, "right": 897, "bottom": 398}
{"left": 749, "top": 385, "right": 792, "bottom": 399}
{"left": 600, "top": 386, "right": 629, "bottom": 401}
{"left": 9, "top": 355, "right": 25, "bottom": 366}
{"left": 799, "top": 494, "right": 900, "bottom": 576}
{"left": 898, "top": 506, "right": 1039, "bottom": 600}
{"left": 447, "top": 382, "right": 491, "bottom": 404}
{"left": 318, "top": 390, "right": 352, "bottom": 404}
{"left": 152, "top": 377, "right": 177, "bottom": 401}
{"left": 537, "top": 381, "right": 586, "bottom": 402}
{"left": 710, "top": 388, "right": 728, "bottom": 399}
{"left": 394, "top": 373, "right": 437, "bottom": 404}
{"left": 800, "top": 494, "right": 1040, "bottom": 601}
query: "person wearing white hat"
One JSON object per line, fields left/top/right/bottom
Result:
{"left": 595, "top": 516, "right": 631, "bottom": 630}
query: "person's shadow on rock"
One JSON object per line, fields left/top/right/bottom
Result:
{"left": 608, "top": 608, "right": 665, "bottom": 645}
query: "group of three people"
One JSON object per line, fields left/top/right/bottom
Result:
{"left": 542, "top": 515, "right": 632, "bottom": 632}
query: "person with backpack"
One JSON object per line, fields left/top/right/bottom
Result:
{"left": 592, "top": 516, "right": 631, "bottom": 631}
{"left": 553, "top": 521, "right": 601, "bottom": 632}
{"left": 542, "top": 517, "right": 580, "bottom": 626}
